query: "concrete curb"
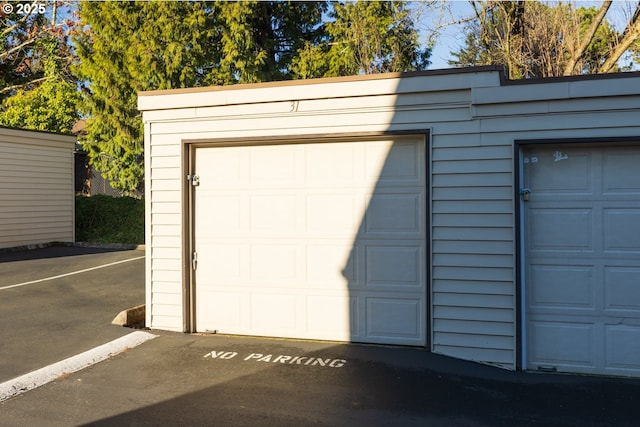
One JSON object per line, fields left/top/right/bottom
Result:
{"left": 112, "top": 304, "right": 146, "bottom": 328}
{"left": 0, "top": 331, "right": 157, "bottom": 403}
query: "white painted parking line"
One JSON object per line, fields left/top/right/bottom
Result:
{"left": 0, "top": 255, "right": 145, "bottom": 291}
{"left": 0, "top": 331, "right": 157, "bottom": 402}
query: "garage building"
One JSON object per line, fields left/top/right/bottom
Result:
{"left": 139, "top": 66, "right": 640, "bottom": 377}
{"left": 0, "top": 126, "right": 75, "bottom": 249}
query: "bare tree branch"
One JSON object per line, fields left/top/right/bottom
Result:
{"left": 563, "top": 0, "right": 612, "bottom": 75}
{"left": 2, "top": 10, "right": 34, "bottom": 38}
{"left": 0, "top": 37, "right": 38, "bottom": 62}
{"left": 0, "top": 76, "right": 50, "bottom": 95}
{"left": 598, "top": 2, "right": 640, "bottom": 72}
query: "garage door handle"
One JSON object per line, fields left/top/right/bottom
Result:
{"left": 520, "top": 188, "right": 531, "bottom": 201}
{"left": 192, "top": 251, "right": 198, "bottom": 270}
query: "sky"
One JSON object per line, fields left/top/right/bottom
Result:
{"left": 419, "top": 1, "right": 471, "bottom": 69}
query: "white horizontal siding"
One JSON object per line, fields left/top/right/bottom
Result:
{"left": 432, "top": 279, "right": 513, "bottom": 295}
{"left": 433, "top": 305, "right": 513, "bottom": 322}
{"left": 474, "top": 97, "right": 640, "bottom": 117}
{"left": 432, "top": 201, "right": 513, "bottom": 215}
{"left": 433, "top": 254, "right": 513, "bottom": 269}
{"left": 432, "top": 172, "right": 512, "bottom": 187}
{"left": 432, "top": 159, "right": 512, "bottom": 174}
{"left": 146, "top": 131, "right": 183, "bottom": 332}
{"left": 433, "top": 266, "right": 514, "bottom": 283}
{"left": 0, "top": 128, "right": 74, "bottom": 249}
{"left": 477, "top": 110, "right": 640, "bottom": 133}
{"left": 430, "top": 129, "right": 515, "bottom": 369}
{"left": 432, "top": 213, "right": 512, "bottom": 227}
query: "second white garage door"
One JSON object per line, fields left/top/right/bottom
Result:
{"left": 193, "top": 136, "right": 426, "bottom": 345}
{"left": 523, "top": 144, "right": 640, "bottom": 377}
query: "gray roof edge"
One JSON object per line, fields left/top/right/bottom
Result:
{"left": 501, "top": 70, "right": 640, "bottom": 86}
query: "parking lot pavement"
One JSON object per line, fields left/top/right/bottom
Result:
{"left": 1, "top": 331, "right": 640, "bottom": 427}
{"left": 0, "top": 245, "right": 145, "bottom": 383}
{"left": 2, "top": 246, "right": 639, "bottom": 427}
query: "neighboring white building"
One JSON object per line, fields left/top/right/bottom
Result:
{"left": 0, "top": 126, "right": 75, "bottom": 249}
{"left": 139, "top": 66, "right": 640, "bottom": 378}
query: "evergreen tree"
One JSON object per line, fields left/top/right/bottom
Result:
{"left": 0, "top": 72, "right": 80, "bottom": 133}
{"left": 74, "top": 1, "right": 220, "bottom": 193}
{"left": 291, "top": 1, "right": 430, "bottom": 78}
{"left": 213, "top": 1, "right": 326, "bottom": 84}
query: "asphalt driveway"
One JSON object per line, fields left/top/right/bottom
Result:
{"left": 1, "top": 245, "right": 640, "bottom": 427}
{"left": 0, "top": 245, "right": 145, "bottom": 382}
{"left": 1, "top": 331, "right": 640, "bottom": 427}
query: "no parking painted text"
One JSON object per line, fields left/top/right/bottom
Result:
{"left": 204, "top": 350, "right": 347, "bottom": 368}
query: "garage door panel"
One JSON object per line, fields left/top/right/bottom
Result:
{"left": 365, "top": 193, "right": 421, "bottom": 233}
{"left": 366, "top": 298, "right": 422, "bottom": 340}
{"left": 306, "top": 194, "right": 363, "bottom": 233}
{"left": 605, "top": 326, "right": 640, "bottom": 372}
{"left": 200, "top": 195, "right": 243, "bottom": 232}
{"left": 306, "top": 295, "right": 357, "bottom": 340}
{"left": 604, "top": 209, "right": 640, "bottom": 251}
{"left": 603, "top": 151, "right": 640, "bottom": 194}
{"left": 305, "top": 244, "right": 357, "bottom": 286}
{"left": 204, "top": 146, "right": 247, "bottom": 184}
{"left": 528, "top": 321, "right": 596, "bottom": 368}
{"left": 528, "top": 265, "right": 594, "bottom": 309}
{"left": 366, "top": 141, "right": 422, "bottom": 184}
{"left": 305, "top": 143, "right": 359, "bottom": 182}
{"left": 528, "top": 208, "right": 592, "bottom": 251}
{"left": 197, "top": 291, "right": 244, "bottom": 331}
{"left": 250, "top": 294, "right": 298, "bottom": 331}
{"left": 250, "top": 244, "right": 299, "bottom": 282}
{"left": 249, "top": 146, "right": 298, "bottom": 182}
{"left": 526, "top": 150, "right": 592, "bottom": 194}
{"left": 197, "top": 243, "right": 244, "bottom": 280}
{"left": 366, "top": 246, "right": 421, "bottom": 287}
{"left": 604, "top": 267, "right": 640, "bottom": 312}
{"left": 250, "top": 194, "right": 297, "bottom": 231}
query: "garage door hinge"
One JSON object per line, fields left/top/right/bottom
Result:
{"left": 187, "top": 174, "right": 200, "bottom": 186}
{"left": 192, "top": 251, "right": 198, "bottom": 270}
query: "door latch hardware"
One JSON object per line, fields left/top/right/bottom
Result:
{"left": 520, "top": 188, "right": 531, "bottom": 201}
{"left": 187, "top": 174, "right": 200, "bottom": 186}
{"left": 192, "top": 251, "right": 198, "bottom": 270}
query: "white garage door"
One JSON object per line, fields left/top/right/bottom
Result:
{"left": 193, "top": 136, "right": 426, "bottom": 346}
{"left": 523, "top": 144, "right": 640, "bottom": 377}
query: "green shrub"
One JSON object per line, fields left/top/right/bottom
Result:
{"left": 75, "top": 195, "right": 144, "bottom": 244}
